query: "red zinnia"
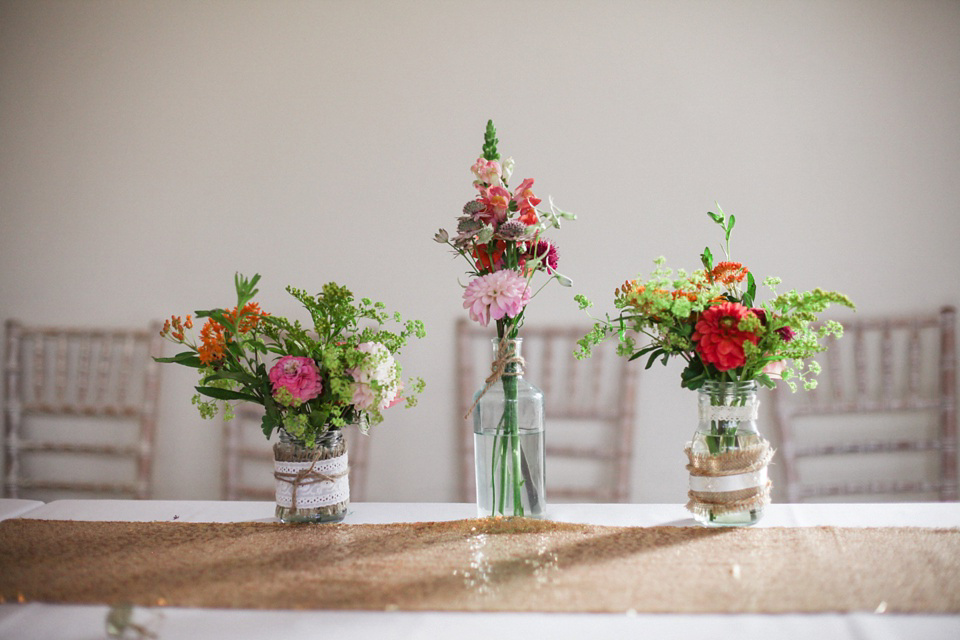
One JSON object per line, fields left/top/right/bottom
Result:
{"left": 692, "top": 302, "right": 760, "bottom": 371}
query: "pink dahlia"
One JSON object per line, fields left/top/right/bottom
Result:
{"left": 692, "top": 302, "right": 760, "bottom": 372}
{"left": 268, "top": 356, "right": 324, "bottom": 405}
{"left": 462, "top": 270, "right": 531, "bottom": 326}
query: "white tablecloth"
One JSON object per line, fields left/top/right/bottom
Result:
{"left": 0, "top": 499, "right": 43, "bottom": 521}
{"left": 2, "top": 500, "right": 959, "bottom": 640}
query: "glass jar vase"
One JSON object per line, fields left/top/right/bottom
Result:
{"left": 273, "top": 428, "right": 349, "bottom": 523}
{"left": 686, "top": 380, "right": 772, "bottom": 527}
{"left": 472, "top": 338, "right": 546, "bottom": 518}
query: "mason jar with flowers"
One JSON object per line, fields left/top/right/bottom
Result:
{"left": 576, "top": 208, "right": 854, "bottom": 526}
{"left": 157, "top": 273, "right": 425, "bottom": 523}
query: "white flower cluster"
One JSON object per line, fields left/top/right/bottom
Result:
{"left": 348, "top": 341, "right": 402, "bottom": 413}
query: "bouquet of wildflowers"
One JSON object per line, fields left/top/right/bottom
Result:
{"left": 434, "top": 120, "right": 575, "bottom": 516}
{"left": 576, "top": 207, "right": 854, "bottom": 391}
{"left": 158, "top": 273, "right": 425, "bottom": 446}
{"left": 435, "top": 120, "right": 576, "bottom": 337}
{"left": 577, "top": 208, "right": 853, "bottom": 525}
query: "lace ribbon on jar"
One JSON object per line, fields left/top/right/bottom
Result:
{"left": 273, "top": 446, "right": 349, "bottom": 509}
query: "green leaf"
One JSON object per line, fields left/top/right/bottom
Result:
{"left": 195, "top": 386, "right": 261, "bottom": 403}
{"left": 154, "top": 351, "right": 203, "bottom": 367}
{"left": 627, "top": 345, "right": 658, "bottom": 362}
{"left": 707, "top": 211, "right": 724, "bottom": 224}
{"left": 700, "top": 246, "right": 713, "bottom": 272}
{"left": 743, "top": 271, "right": 757, "bottom": 308}
{"left": 202, "top": 370, "right": 259, "bottom": 387}
{"left": 644, "top": 349, "right": 664, "bottom": 369}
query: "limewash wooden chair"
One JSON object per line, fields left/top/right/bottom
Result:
{"left": 770, "top": 306, "right": 957, "bottom": 502}
{"left": 456, "top": 318, "right": 639, "bottom": 504}
{"left": 2, "top": 320, "right": 163, "bottom": 499}
{"left": 221, "top": 403, "right": 371, "bottom": 501}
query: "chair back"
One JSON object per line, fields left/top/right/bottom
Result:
{"left": 456, "top": 318, "right": 639, "bottom": 503}
{"left": 221, "top": 403, "right": 370, "bottom": 501}
{"left": 771, "top": 306, "right": 957, "bottom": 502}
{"left": 2, "top": 320, "right": 163, "bottom": 499}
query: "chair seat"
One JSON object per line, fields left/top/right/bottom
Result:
{"left": 771, "top": 306, "right": 957, "bottom": 503}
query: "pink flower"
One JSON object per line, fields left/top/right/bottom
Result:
{"left": 692, "top": 302, "right": 760, "bottom": 372}
{"left": 462, "top": 270, "right": 531, "bottom": 326}
{"left": 533, "top": 239, "right": 560, "bottom": 273}
{"left": 478, "top": 186, "right": 511, "bottom": 225}
{"left": 471, "top": 157, "right": 503, "bottom": 186}
{"left": 762, "top": 360, "right": 787, "bottom": 379}
{"left": 513, "top": 178, "right": 541, "bottom": 225}
{"left": 269, "top": 356, "right": 324, "bottom": 405}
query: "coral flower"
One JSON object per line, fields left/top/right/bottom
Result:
{"left": 462, "top": 270, "right": 532, "bottom": 326}
{"left": 692, "top": 302, "right": 760, "bottom": 371}
{"left": 710, "top": 261, "right": 749, "bottom": 285}
{"left": 478, "top": 186, "right": 511, "bottom": 225}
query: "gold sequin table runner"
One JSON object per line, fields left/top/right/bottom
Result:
{"left": 1, "top": 518, "right": 958, "bottom": 613}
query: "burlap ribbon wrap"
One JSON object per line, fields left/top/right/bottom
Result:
{"left": 684, "top": 440, "right": 773, "bottom": 517}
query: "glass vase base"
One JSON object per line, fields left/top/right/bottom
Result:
{"left": 275, "top": 503, "right": 348, "bottom": 524}
{"left": 691, "top": 506, "right": 764, "bottom": 527}
{"left": 473, "top": 431, "right": 546, "bottom": 519}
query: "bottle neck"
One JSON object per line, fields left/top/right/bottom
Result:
{"left": 491, "top": 337, "right": 524, "bottom": 378}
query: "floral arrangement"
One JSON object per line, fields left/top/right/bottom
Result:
{"left": 157, "top": 273, "right": 425, "bottom": 446}
{"left": 434, "top": 120, "right": 575, "bottom": 517}
{"left": 576, "top": 207, "right": 855, "bottom": 391}
{"left": 435, "top": 120, "right": 575, "bottom": 337}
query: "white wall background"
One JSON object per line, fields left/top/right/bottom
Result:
{"left": 2, "top": 0, "right": 958, "bottom": 503}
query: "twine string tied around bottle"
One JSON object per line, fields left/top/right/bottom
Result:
{"left": 464, "top": 337, "right": 526, "bottom": 420}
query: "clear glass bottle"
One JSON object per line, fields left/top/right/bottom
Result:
{"left": 688, "top": 380, "right": 770, "bottom": 527}
{"left": 473, "top": 338, "right": 546, "bottom": 518}
{"left": 273, "top": 428, "right": 349, "bottom": 523}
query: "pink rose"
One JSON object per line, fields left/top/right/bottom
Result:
{"left": 268, "top": 356, "right": 324, "bottom": 404}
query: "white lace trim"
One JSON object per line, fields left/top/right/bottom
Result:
{"left": 274, "top": 452, "right": 350, "bottom": 508}
{"left": 699, "top": 401, "right": 759, "bottom": 422}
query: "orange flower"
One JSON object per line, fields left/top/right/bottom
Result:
{"left": 161, "top": 315, "right": 192, "bottom": 342}
{"left": 196, "top": 304, "right": 268, "bottom": 366}
{"left": 710, "top": 261, "right": 749, "bottom": 285}
{"left": 224, "top": 303, "right": 268, "bottom": 333}
{"left": 615, "top": 279, "right": 642, "bottom": 297}
{"left": 198, "top": 319, "right": 227, "bottom": 365}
